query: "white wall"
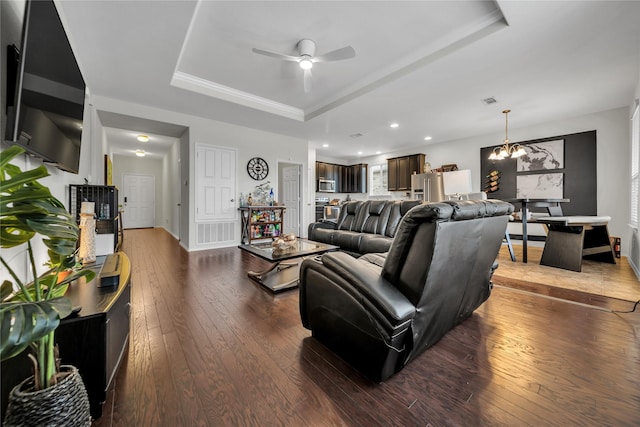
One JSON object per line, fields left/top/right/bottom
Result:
{"left": 91, "top": 95, "right": 311, "bottom": 250}
{"left": 163, "top": 139, "right": 181, "bottom": 238}
{"left": 1, "top": 0, "right": 99, "bottom": 285}
{"left": 629, "top": 67, "right": 640, "bottom": 276}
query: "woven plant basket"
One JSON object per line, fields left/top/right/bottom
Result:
{"left": 3, "top": 365, "right": 91, "bottom": 427}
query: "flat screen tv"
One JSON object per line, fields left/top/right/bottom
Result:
{"left": 5, "top": 0, "right": 86, "bottom": 174}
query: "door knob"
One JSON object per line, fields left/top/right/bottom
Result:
{"left": 230, "top": 199, "right": 235, "bottom": 202}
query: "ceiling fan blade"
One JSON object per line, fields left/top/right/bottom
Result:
{"left": 314, "top": 46, "right": 356, "bottom": 62}
{"left": 252, "top": 47, "right": 299, "bottom": 62}
{"left": 303, "top": 69, "right": 312, "bottom": 93}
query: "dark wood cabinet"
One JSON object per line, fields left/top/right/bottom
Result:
{"left": 344, "top": 164, "right": 368, "bottom": 193}
{"left": 316, "top": 161, "right": 367, "bottom": 193}
{"left": 1, "top": 254, "right": 132, "bottom": 421}
{"left": 387, "top": 154, "right": 425, "bottom": 191}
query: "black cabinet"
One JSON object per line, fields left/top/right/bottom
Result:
{"left": 1, "top": 254, "right": 132, "bottom": 421}
{"left": 387, "top": 154, "right": 425, "bottom": 191}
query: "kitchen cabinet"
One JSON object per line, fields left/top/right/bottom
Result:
{"left": 316, "top": 161, "right": 340, "bottom": 191}
{"left": 316, "top": 162, "right": 368, "bottom": 193}
{"left": 387, "top": 154, "right": 425, "bottom": 191}
{"left": 342, "top": 164, "right": 368, "bottom": 193}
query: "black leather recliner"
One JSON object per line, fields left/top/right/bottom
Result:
{"left": 299, "top": 199, "right": 514, "bottom": 382}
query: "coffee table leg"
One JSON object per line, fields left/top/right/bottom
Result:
{"left": 247, "top": 260, "right": 302, "bottom": 292}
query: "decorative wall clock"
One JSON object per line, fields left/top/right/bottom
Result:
{"left": 247, "top": 157, "right": 269, "bottom": 180}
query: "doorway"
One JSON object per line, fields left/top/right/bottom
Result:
{"left": 122, "top": 173, "right": 156, "bottom": 229}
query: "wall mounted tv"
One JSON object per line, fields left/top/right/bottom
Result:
{"left": 5, "top": 0, "right": 86, "bottom": 174}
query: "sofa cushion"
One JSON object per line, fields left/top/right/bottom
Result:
{"left": 354, "top": 201, "right": 390, "bottom": 235}
{"left": 336, "top": 201, "right": 361, "bottom": 231}
{"left": 384, "top": 200, "right": 422, "bottom": 238}
{"left": 310, "top": 227, "right": 335, "bottom": 245}
{"left": 359, "top": 234, "right": 394, "bottom": 254}
{"left": 444, "top": 199, "right": 514, "bottom": 220}
{"left": 332, "top": 230, "right": 363, "bottom": 253}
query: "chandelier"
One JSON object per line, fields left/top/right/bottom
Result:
{"left": 488, "top": 109, "right": 527, "bottom": 160}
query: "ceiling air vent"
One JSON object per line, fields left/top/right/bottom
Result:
{"left": 350, "top": 133, "right": 364, "bottom": 138}
{"left": 482, "top": 97, "right": 497, "bottom": 105}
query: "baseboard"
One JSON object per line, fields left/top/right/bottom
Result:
{"left": 629, "top": 258, "right": 640, "bottom": 281}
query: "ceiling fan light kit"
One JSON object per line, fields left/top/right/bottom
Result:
{"left": 252, "top": 38, "right": 356, "bottom": 92}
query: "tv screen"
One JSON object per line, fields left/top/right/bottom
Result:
{"left": 5, "top": 0, "right": 86, "bottom": 174}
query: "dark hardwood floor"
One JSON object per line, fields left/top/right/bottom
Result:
{"left": 93, "top": 228, "right": 640, "bottom": 426}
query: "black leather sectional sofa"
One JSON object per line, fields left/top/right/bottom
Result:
{"left": 301, "top": 199, "right": 514, "bottom": 381}
{"left": 308, "top": 200, "right": 422, "bottom": 256}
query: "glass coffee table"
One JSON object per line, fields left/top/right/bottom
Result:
{"left": 238, "top": 238, "right": 339, "bottom": 293}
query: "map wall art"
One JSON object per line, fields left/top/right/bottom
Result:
{"left": 517, "top": 139, "right": 564, "bottom": 171}
{"left": 516, "top": 173, "right": 564, "bottom": 199}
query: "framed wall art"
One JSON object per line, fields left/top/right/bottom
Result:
{"left": 516, "top": 172, "right": 563, "bottom": 199}
{"left": 517, "top": 139, "right": 564, "bottom": 171}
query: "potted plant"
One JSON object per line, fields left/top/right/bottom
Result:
{"left": 0, "top": 145, "right": 96, "bottom": 426}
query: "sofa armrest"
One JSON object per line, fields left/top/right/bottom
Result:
{"left": 319, "top": 252, "right": 415, "bottom": 324}
{"left": 308, "top": 220, "right": 337, "bottom": 234}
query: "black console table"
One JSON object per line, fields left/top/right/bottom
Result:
{"left": 1, "top": 253, "right": 132, "bottom": 421}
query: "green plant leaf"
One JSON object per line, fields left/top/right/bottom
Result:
{"left": 1, "top": 281, "right": 14, "bottom": 302}
{"left": 0, "top": 145, "right": 26, "bottom": 168}
{"left": 55, "top": 269, "right": 96, "bottom": 287}
{"left": 0, "top": 297, "right": 72, "bottom": 361}
{"left": 0, "top": 165, "right": 50, "bottom": 193}
{"left": 0, "top": 228, "right": 35, "bottom": 247}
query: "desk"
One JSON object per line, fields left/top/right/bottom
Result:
{"left": 505, "top": 198, "right": 569, "bottom": 263}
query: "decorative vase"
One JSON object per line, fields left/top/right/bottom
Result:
{"left": 3, "top": 365, "right": 91, "bottom": 427}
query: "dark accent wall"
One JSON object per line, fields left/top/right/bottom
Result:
{"left": 480, "top": 130, "right": 597, "bottom": 215}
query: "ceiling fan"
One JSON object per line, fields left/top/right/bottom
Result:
{"left": 252, "top": 39, "right": 356, "bottom": 93}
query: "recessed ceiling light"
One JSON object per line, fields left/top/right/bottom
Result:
{"left": 135, "top": 149, "right": 146, "bottom": 157}
{"left": 424, "top": 136, "right": 432, "bottom": 141}
{"left": 390, "top": 123, "right": 399, "bottom": 128}
{"left": 376, "top": 151, "right": 382, "bottom": 155}
{"left": 357, "top": 151, "right": 363, "bottom": 155}
{"left": 322, "top": 143, "right": 329, "bottom": 148}
{"left": 137, "top": 135, "right": 149, "bottom": 142}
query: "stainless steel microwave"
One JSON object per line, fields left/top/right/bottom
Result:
{"left": 318, "top": 179, "right": 336, "bottom": 193}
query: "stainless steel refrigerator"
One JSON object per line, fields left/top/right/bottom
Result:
{"left": 410, "top": 172, "right": 445, "bottom": 202}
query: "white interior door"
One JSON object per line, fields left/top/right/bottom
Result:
{"left": 195, "top": 144, "right": 236, "bottom": 222}
{"left": 122, "top": 174, "right": 155, "bottom": 229}
{"left": 282, "top": 165, "right": 301, "bottom": 236}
